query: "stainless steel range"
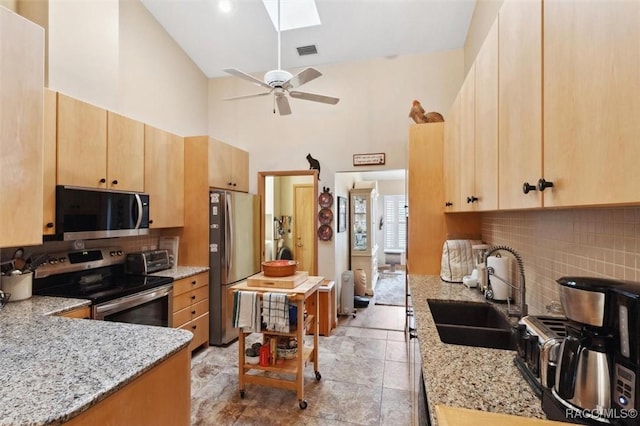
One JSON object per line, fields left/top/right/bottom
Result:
{"left": 33, "top": 247, "right": 173, "bottom": 326}
{"left": 515, "top": 315, "right": 568, "bottom": 397}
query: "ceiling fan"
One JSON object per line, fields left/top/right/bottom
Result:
{"left": 222, "top": 1, "right": 340, "bottom": 115}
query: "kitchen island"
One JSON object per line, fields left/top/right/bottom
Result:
{"left": 0, "top": 296, "right": 192, "bottom": 425}
{"left": 409, "top": 275, "right": 545, "bottom": 425}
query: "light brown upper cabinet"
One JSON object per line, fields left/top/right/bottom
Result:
{"left": 458, "top": 63, "right": 476, "bottom": 212}
{"left": 57, "top": 94, "right": 108, "bottom": 188}
{"left": 144, "top": 125, "right": 184, "bottom": 228}
{"left": 57, "top": 94, "right": 144, "bottom": 191}
{"left": 208, "top": 138, "right": 249, "bottom": 192}
{"left": 107, "top": 112, "right": 144, "bottom": 192}
{"left": 543, "top": 0, "right": 640, "bottom": 207}
{"left": 473, "top": 19, "right": 498, "bottom": 211}
{"left": 443, "top": 92, "right": 461, "bottom": 211}
{"left": 43, "top": 89, "right": 57, "bottom": 235}
{"left": 498, "top": 0, "right": 542, "bottom": 209}
{"left": 0, "top": 8, "right": 44, "bottom": 248}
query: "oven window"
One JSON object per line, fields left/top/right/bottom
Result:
{"left": 102, "top": 296, "right": 169, "bottom": 327}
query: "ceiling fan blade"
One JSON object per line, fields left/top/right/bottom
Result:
{"left": 283, "top": 67, "right": 322, "bottom": 90}
{"left": 223, "top": 68, "right": 272, "bottom": 90}
{"left": 275, "top": 94, "right": 292, "bottom": 115}
{"left": 223, "top": 91, "right": 271, "bottom": 101}
{"left": 289, "top": 90, "right": 340, "bottom": 105}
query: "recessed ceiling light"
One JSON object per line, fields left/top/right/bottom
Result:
{"left": 262, "top": 0, "right": 321, "bottom": 31}
{"left": 218, "top": 0, "right": 235, "bottom": 14}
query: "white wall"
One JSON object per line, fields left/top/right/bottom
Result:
{"left": 464, "top": 0, "right": 504, "bottom": 73}
{"left": 208, "top": 49, "right": 464, "bottom": 280}
{"left": 44, "top": 0, "right": 208, "bottom": 136}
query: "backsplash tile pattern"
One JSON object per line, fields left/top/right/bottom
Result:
{"left": 481, "top": 207, "right": 640, "bottom": 315}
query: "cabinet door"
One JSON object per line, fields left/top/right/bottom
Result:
{"left": 231, "top": 146, "right": 249, "bottom": 192}
{"left": 144, "top": 125, "right": 184, "bottom": 228}
{"left": 498, "top": 0, "right": 542, "bottom": 209}
{"left": 350, "top": 188, "right": 375, "bottom": 256}
{"left": 443, "top": 94, "right": 461, "bottom": 211}
{"left": 474, "top": 19, "right": 499, "bottom": 211}
{"left": 459, "top": 64, "right": 476, "bottom": 212}
{"left": 208, "top": 138, "right": 233, "bottom": 189}
{"left": 544, "top": 0, "right": 640, "bottom": 207}
{"left": 43, "top": 89, "right": 57, "bottom": 235}
{"left": 107, "top": 112, "right": 144, "bottom": 192}
{"left": 0, "top": 9, "right": 44, "bottom": 247}
{"left": 57, "top": 94, "right": 108, "bottom": 188}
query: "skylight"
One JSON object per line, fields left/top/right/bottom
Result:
{"left": 262, "top": 0, "right": 321, "bottom": 31}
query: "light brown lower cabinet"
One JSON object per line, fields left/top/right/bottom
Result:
{"left": 56, "top": 306, "right": 91, "bottom": 319}
{"left": 172, "top": 272, "right": 209, "bottom": 352}
{"left": 63, "top": 347, "right": 190, "bottom": 426}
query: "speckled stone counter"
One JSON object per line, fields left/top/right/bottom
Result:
{"left": 0, "top": 296, "right": 192, "bottom": 426}
{"left": 409, "top": 275, "right": 545, "bottom": 425}
{"left": 151, "top": 265, "right": 209, "bottom": 280}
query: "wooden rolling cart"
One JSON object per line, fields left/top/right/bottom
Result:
{"left": 230, "top": 276, "right": 323, "bottom": 409}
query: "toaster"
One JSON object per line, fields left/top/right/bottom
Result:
{"left": 125, "top": 249, "right": 171, "bottom": 274}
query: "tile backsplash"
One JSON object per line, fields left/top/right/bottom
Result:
{"left": 482, "top": 207, "right": 640, "bottom": 315}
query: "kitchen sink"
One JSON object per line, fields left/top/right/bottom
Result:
{"left": 427, "top": 299, "right": 516, "bottom": 350}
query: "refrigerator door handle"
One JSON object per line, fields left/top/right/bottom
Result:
{"left": 226, "top": 192, "right": 233, "bottom": 277}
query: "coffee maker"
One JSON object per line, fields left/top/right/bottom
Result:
{"left": 543, "top": 277, "right": 640, "bottom": 425}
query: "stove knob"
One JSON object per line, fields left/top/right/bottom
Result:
{"left": 110, "top": 251, "right": 116, "bottom": 257}
{"left": 49, "top": 258, "right": 58, "bottom": 264}
{"left": 59, "top": 257, "right": 67, "bottom": 263}
{"left": 116, "top": 250, "right": 123, "bottom": 256}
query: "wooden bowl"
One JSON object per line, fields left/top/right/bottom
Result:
{"left": 262, "top": 260, "right": 298, "bottom": 277}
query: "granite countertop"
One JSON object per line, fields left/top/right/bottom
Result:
{"left": 0, "top": 296, "right": 192, "bottom": 426}
{"left": 409, "top": 275, "right": 545, "bottom": 425}
{"left": 151, "top": 265, "right": 209, "bottom": 280}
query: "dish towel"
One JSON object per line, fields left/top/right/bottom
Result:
{"left": 232, "top": 291, "right": 260, "bottom": 333}
{"left": 262, "top": 292, "right": 290, "bottom": 333}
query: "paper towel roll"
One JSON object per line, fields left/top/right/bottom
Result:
{"left": 487, "top": 256, "right": 512, "bottom": 301}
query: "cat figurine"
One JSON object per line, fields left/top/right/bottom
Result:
{"left": 306, "top": 153, "right": 321, "bottom": 180}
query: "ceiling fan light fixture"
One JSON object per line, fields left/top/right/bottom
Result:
{"left": 264, "top": 69, "right": 293, "bottom": 87}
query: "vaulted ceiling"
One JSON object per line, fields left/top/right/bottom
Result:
{"left": 141, "top": 0, "right": 476, "bottom": 79}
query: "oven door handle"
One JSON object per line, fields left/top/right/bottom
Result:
{"left": 93, "top": 285, "right": 173, "bottom": 320}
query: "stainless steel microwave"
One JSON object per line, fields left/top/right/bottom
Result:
{"left": 55, "top": 186, "right": 150, "bottom": 240}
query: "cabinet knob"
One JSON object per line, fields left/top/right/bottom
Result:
{"left": 445, "top": 202, "right": 453, "bottom": 207}
{"left": 149, "top": 220, "right": 153, "bottom": 224}
{"left": 227, "top": 182, "right": 233, "bottom": 186}
{"left": 522, "top": 182, "right": 536, "bottom": 194}
{"left": 233, "top": 183, "right": 237, "bottom": 187}
{"left": 191, "top": 310, "right": 196, "bottom": 315}
{"left": 46, "top": 222, "right": 54, "bottom": 228}
{"left": 191, "top": 280, "right": 197, "bottom": 285}
{"left": 466, "top": 196, "right": 478, "bottom": 204}
{"left": 191, "top": 295, "right": 196, "bottom": 300}
{"left": 192, "top": 325, "right": 197, "bottom": 330}
{"left": 111, "top": 179, "right": 118, "bottom": 185}
{"left": 99, "top": 178, "right": 106, "bottom": 184}
{"left": 538, "top": 178, "right": 554, "bottom": 192}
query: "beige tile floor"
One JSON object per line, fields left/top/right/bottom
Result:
{"left": 190, "top": 293, "right": 412, "bottom": 425}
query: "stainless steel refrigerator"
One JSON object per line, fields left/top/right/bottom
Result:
{"left": 209, "top": 190, "right": 261, "bottom": 345}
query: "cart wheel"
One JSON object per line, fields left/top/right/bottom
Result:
{"left": 299, "top": 399, "right": 308, "bottom": 409}
{"left": 315, "top": 371, "right": 322, "bottom": 381}
{"left": 239, "top": 390, "right": 245, "bottom": 399}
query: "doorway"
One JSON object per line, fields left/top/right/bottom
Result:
{"left": 259, "top": 171, "right": 318, "bottom": 275}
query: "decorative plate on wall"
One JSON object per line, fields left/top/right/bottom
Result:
{"left": 317, "top": 224, "right": 333, "bottom": 241}
{"left": 318, "top": 191, "right": 333, "bottom": 208}
{"left": 318, "top": 208, "right": 333, "bottom": 225}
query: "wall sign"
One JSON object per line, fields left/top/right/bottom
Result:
{"left": 353, "top": 153, "right": 385, "bottom": 166}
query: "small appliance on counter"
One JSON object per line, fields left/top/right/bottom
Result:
{"left": 541, "top": 276, "right": 640, "bottom": 425}
{"left": 514, "top": 315, "right": 568, "bottom": 397}
{"left": 125, "top": 249, "right": 172, "bottom": 275}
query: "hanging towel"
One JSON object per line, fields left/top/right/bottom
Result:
{"left": 262, "top": 292, "right": 290, "bottom": 333}
{"left": 232, "top": 291, "right": 260, "bottom": 333}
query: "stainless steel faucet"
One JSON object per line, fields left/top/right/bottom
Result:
{"left": 484, "top": 245, "right": 528, "bottom": 318}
